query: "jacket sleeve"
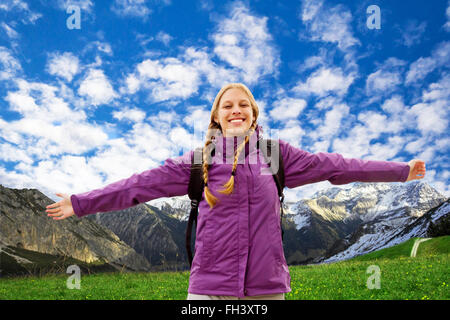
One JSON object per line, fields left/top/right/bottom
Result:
{"left": 70, "top": 150, "right": 193, "bottom": 218}
{"left": 279, "top": 140, "right": 410, "bottom": 189}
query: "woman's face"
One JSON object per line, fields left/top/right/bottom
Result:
{"left": 214, "top": 88, "right": 255, "bottom": 137}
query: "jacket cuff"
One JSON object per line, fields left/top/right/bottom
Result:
{"left": 70, "top": 194, "right": 84, "bottom": 218}
{"left": 399, "top": 163, "right": 410, "bottom": 182}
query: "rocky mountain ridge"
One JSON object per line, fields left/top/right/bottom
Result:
{"left": 0, "top": 185, "right": 151, "bottom": 276}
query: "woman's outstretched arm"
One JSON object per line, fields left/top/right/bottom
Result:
{"left": 45, "top": 150, "right": 193, "bottom": 220}
{"left": 279, "top": 140, "right": 425, "bottom": 188}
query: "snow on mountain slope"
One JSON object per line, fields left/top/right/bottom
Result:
{"left": 322, "top": 200, "right": 449, "bottom": 263}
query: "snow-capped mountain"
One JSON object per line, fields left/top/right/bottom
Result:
{"left": 145, "top": 180, "right": 448, "bottom": 266}
{"left": 289, "top": 181, "right": 444, "bottom": 225}
{"left": 148, "top": 195, "right": 191, "bottom": 221}
{"left": 281, "top": 181, "right": 448, "bottom": 264}
{"left": 321, "top": 199, "right": 449, "bottom": 263}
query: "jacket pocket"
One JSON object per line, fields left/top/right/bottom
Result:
{"left": 200, "top": 219, "right": 215, "bottom": 271}
{"left": 267, "top": 208, "right": 284, "bottom": 265}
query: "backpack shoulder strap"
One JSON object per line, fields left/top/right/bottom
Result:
{"left": 258, "top": 138, "right": 285, "bottom": 193}
{"left": 186, "top": 147, "right": 204, "bottom": 267}
{"left": 188, "top": 147, "right": 204, "bottom": 202}
{"left": 258, "top": 138, "right": 286, "bottom": 239}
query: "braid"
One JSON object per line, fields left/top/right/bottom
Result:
{"left": 202, "top": 130, "right": 219, "bottom": 209}
{"left": 218, "top": 123, "right": 257, "bottom": 195}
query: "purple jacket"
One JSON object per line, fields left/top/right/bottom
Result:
{"left": 71, "top": 125, "right": 410, "bottom": 297}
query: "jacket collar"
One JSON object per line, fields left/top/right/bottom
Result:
{"left": 212, "top": 125, "right": 263, "bottom": 163}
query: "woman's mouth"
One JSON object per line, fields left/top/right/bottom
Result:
{"left": 229, "top": 118, "right": 245, "bottom": 124}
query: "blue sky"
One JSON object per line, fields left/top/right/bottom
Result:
{"left": 0, "top": 0, "right": 449, "bottom": 203}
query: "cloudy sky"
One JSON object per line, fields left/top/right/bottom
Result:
{"left": 0, "top": 0, "right": 449, "bottom": 204}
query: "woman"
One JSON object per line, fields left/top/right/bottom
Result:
{"left": 46, "top": 83, "right": 426, "bottom": 300}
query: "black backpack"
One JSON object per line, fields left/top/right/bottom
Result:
{"left": 185, "top": 139, "right": 286, "bottom": 267}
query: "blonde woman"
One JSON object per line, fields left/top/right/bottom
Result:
{"left": 46, "top": 83, "right": 426, "bottom": 300}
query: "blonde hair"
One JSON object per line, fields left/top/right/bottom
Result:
{"left": 203, "top": 83, "right": 259, "bottom": 209}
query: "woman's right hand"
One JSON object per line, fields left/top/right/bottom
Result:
{"left": 45, "top": 193, "right": 75, "bottom": 220}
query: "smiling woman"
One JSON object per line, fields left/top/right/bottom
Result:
{"left": 45, "top": 82, "right": 426, "bottom": 301}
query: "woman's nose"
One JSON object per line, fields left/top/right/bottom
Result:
{"left": 231, "top": 105, "right": 241, "bottom": 114}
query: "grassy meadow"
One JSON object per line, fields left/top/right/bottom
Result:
{"left": 0, "top": 236, "right": 448, "bottom": 300}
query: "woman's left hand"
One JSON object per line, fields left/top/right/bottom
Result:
{"left": 406, "top": 159, "right": 426, "bottom": 182}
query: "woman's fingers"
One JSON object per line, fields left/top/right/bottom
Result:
{"left": 53, "top": 214, "right": 68, "bottom": 221}
{"left": 44, "top": 193, "right": 75, "bottom": 220}
{"left": 46, "top": 201, "right": 61, "bottom": 209}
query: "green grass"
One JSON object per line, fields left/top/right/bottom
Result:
{"left": 1, "top": 236, "right": 448, "bottom": 300}
{"left": 350, "top": 236, "right": 450, "bottom": 262}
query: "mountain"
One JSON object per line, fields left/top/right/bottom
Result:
{"left": 0, "top": 185, "right": 151, "bottom": 276}
{"left": 321, "top": 198, "right": 450, "bottom": 263}
{"left": 1, "top": 180, "right": 448, "bottom": 276}
{"left": 86, "top": 203, "right": 189, "bottom": 271}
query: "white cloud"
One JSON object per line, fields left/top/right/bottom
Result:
{"left": 405, "top": 57, "right": 436, "bottom": 85}
{"left": 407, "top": 73, "right": 449, "bottom": 136}
{"left": 112, "top": 107, "right": 146, "bottom": 123}
{"left": 122, "top": 52, "right": 205, "bottom": 102}
{"left": 183, "top": 46, "right": 239, "bottom": 89}
{"left": 297, "top": 48, "right": 329, "bottom": 73}
{"left": 365, "top": 58, "right": 407, "bottom": 97}
{"left": 1, "top": 22, "right": 19, "bottom": 39}
{"left": 212, "top": 1, "right": 279, "bottom": 84}
{"left": 46, "top": 52, "right": 80, "bottom": 82}
{"left": 183, "top": 106, "right": 210, "bottom": 131}
{"left": 396, "top": 20, "right": 427, "bottom": 47}
{"left": 409, "top": 101, "right": 448, "bottom": 135}
{"left": 294, "top": 67, "right": 355, "bottom": 97}
{"left": 57, "top": 0, "right": 94, "bottom": 13}
{"left": 269, "top": 98, "right": 307, "bottom": 121}
{"left": 332, "top": 124, "right": 381, "bottom": 159}
{"left": 404, "top": 136, "right": 429, "bottom": 155}
{"left": 2, "top": 79, "right": 108, "bottom": 152}
{"left": 119, "top": 122, "right": 179, "bottom": 164}
{"left": 0, "top": 0, "right": 42, "bottom": 24}
{"left": 155, "top": 31, "right": 173, "bottom": 46}
{"left": 145, "top": 110, "right": 182, "bottom": 135}
{"left": 111, "top": 0, "right": 171, "bottom": 20}
{"left": 78, "top": 69, "right": 118, "bottom": 106}
{"left": 301, "top": 0, "right": 323, "bottom": 21}
{"left": 121, "top": 3, "right": 278, "bottom": 102}
{"left": 310, "top": 104, "right": 349, "bottom": 142}
{"left": 444, "top": 1, "right": 450, "bottom": 31}
{"left": 421, "top": 72, "right": 450, "bottom": 101}
{"left": 381, "top": 95, "right": 405, "bottom": 114}
{"left": 82, "top": 41, "right": 113, "bottom": 56}
{"left": 0, "top": 142, "right": 33, "bottom": 164}
{"left": 368, "top": 135, "right": 406, "bottom": 162}
{"left": 86, "top": 137, "right": 159, "bottom": 186}
{"left": 299, "top": 0, "right": 360, "bottom": 51}
{"left": 366, "top": 70, "right": 401, "bottom": 93}
{"left": 0, "top": 46, "right": 22, "bottom": 80}
{"left": 28, "top": 155, "right": 105, "bottom": 197}
{"left": 278, "top": 122, "right": 305, "bottom": 149}
{"left": 406, "top": 41, "right": 450, "bottom": 85}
